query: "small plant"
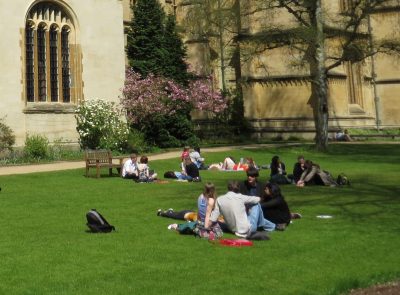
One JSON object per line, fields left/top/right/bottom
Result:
{"left": 75, "top": 99, "right": 129, "bottom": 151}
{"left": 0, "top": 119, "right": 16, "bottom": 153}
{"left": 24, "top": 134, "right": 49, "bottom": 160}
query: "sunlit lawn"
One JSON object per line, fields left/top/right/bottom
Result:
{"left": 0, "top": 144, "right": 399, "bottom": 295}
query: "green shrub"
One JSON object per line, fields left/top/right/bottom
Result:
{"left": 125, "top": 129, "right": 148, "bottom": 153}
{"left": 24, "top": 134, "right": 49, "bottom": 160}
{"left": 0, "top": 119, "right": 16, "bottom": 153}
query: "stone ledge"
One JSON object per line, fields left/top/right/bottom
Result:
{"left": 23, "top": 103, "right": 76, "bottom": 114}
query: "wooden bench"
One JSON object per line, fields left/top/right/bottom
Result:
{"left": 84, "top": 150, "right": 125, "bottom": 178}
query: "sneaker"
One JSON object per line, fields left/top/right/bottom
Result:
{"left": 167, "top": 224, "right": 178, "bottom": 230}
{"left": 275, "top": 223, "right": 287, "bottom": 231}
{"left": 157, "top": 209, "right": 162, "bottom": 216}
{"left": 291, "top": 212, "right": 302, "bottom": 219}
{"left": 167, "top": 208, "right": 174, "bottom": 212}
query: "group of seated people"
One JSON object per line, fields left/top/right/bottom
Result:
{"left": 158, "top": 167, "right": 302, "bottom": 240}
{"left": 269, "top": 155, "right": 337, "bottom": 187}
{"left": 121, "top": 153, "right": 157, "bottom": 182}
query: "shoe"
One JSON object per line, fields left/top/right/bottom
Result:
{"left": 167, "top": 208, "right": 174, "bottom": 212}
{"left": 275, "top": 223, "right": 286, "bottom": 231}
{"left": 157, "top": 209, "right": 162, "bottom": 216}
{"left": 167, "top": 224, "right": 178, "bottom": 230}
{"left": 291, "top": 212, "right": 302, "bottom": 219}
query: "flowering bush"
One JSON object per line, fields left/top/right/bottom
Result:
{"left": 121, "top": 69, "right": 228, "bottom": 126}
{"left": 75, "top": 99, "right": 129, "bottom": 150}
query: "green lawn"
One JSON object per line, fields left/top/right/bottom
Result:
{"left": 0, "top": 144, "right": 399, "bottom": 295}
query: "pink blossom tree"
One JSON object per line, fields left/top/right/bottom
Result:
{"left": 121, "top": 68, "right": 228, "bottom": 126}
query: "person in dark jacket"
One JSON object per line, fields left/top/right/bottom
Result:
{"left": 260, "top": 182, "right": 301, "bottom": 228}
{"left": 292, "top": 155, "right": 305, "bottom": 184}
{"left": 175, "top": 156, "right": 201, "bottom": 181}
{"left": 239, "top": 167, "right": 265, "bottom": 197}
{"left": 270, "top": 155, "right": 291, "bottom": 184}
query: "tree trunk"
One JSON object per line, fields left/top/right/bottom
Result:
{"left": 310, "top": 0, "right": 329, "bottom": 151}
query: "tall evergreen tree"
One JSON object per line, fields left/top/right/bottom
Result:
{"left": 162, "top": 14, "right": 189, "bottom": 85}
{"left": 126, "top": 0, "right": 166, "bottom": 77}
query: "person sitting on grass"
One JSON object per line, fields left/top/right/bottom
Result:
{"left": 209, "top": 180, "right": 285, "bottom": 239}
{"left": 136, "top": 155, "right": 158, "bottom": 182}
{"left": 158, "top": 182, "right": 216, "bottom": 224}
{"left": 122, "top": 153, "right": 138, "bottom": 180}
{"left": 296, "top": 160, "right": 337, "bottom": 187}
{"left": 239, "top": 167, "right": 265, "bottom": 198}
{"left": 269, "top": 155, "right": 292, "bottom": 184}
{"left": 260, "top": 182, "right": 302, "bottom": 230}
{"left": 160, "top": 183, "right": 222, "bottom": 238}
{"left": 292, "top": 155, "right": 306, "bottom": 184}
{"left": 189, "top": 147, "right": 208, "bottom": 170}
{"left": 174, "top": 156, "right": 201, "bottom": 182}
{"left": 335, "top": 129, "right": 352, "bottom": 141}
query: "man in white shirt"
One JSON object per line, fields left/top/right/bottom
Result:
{"left": 122, "top": 153, "right": 138, "bottom": 179}
{"left": 210, "top": 180, "right": 277, "bottom": 238}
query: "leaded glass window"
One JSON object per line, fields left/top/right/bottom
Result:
{"left": 37, "top": 24, "right": 47, "bottom": 101}
{"left": 61, "top": 27, "right": 70, "bottom": 103}
{"left": 25, "top": 25, "right": 35, "bottom": 102}
{"left": 50, "top": 26, "right": 58, "bottom": 102}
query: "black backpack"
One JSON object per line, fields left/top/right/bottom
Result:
{"left": 86, "top": 209, "right": 115, "bottom": 233}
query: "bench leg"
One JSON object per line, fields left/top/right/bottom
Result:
{"left": 109, "top": 168, "right": 113, "bottom": 176}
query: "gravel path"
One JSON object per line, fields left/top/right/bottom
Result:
{"left": 0, "top": 143, "right": 295, "bottom": 176}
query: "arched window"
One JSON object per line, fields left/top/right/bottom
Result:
{"left": 61, "top": 26, "right": 70, "bottom": 102}
{"left": 50, "top": 25, "right": 59, "bottom": 102}
{"left": 25, "top": 23, "right": 35, "bottom": 102}
{"left": 24, "top": 1, "right": 81, "bottom": 104}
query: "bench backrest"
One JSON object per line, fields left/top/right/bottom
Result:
{"left": 85, "top": 150, "right": 112, "bottom": 165}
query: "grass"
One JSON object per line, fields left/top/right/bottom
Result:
{"left": 0, "top": 144, "right": 399, "bottom": 295}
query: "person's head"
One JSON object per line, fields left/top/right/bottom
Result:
{"left": 184, "top": 156, "right": 192, "bottom": 165}
{"left": 140, "top": 155, "right": 148, "bottom": 164}
{"left": 130, "top": 153, "right": 137, "bottom": 162}
{"left": 183, "top": 146, "right": 190, "bottom": 152}
{"left": 227, "top": 180, "right": 240, "bottom": 193}
{"left": 203, "top": 182, "right": 216, "bottom": 199}
{"left": 271, "top": 155, "right": 280, "bottom": 166}
{"left": 304, "top": 160, "right": 314, "bottom": 169}
{"left": 246, "top": 167, "right": 259, "bottom": 185}
{"left": 297, "top": 155, "right": 305, "bottom": 165}
{"left": 344, "top": 129, "right": 349, "bottom": 134}
{"left": 194, "top": 147, "right": 201, "bottom": 153}
{"left": 264, "top": 182, "right": 283, "bottom": 198}
{"left": 246, "top": 157, "right": 255, "bottom": 166}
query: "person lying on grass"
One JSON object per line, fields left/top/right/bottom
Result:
{"left": 209, "top": 180, "right": 286, "bottom": 239}
{"left": 260, "top": 182, "right": 302, "bottom": 231}
{"left": 158, "top": 182, "right": 223, "bottom": 237}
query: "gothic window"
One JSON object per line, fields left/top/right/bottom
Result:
{"left": 50, "top": 25, "right": 58, "bottom": 102}
{"left": 37, "top": 24, "right": 47, "bottom": 101}
{"left": 24, "top": 1, "right": 81, "bottom": 104}
{"left": 25, "top": 24, "right": 35, "bottom": 102}
{"left": 346, "top": 61, "right": 364, "bottom": 108}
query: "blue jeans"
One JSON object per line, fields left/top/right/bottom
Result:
{"left": 174, "top": 172, "right": 193, "bottom": 181}
{"left": 248, "top": 203, "right": 276, "bottom": 232}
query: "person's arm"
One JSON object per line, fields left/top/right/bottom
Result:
{"left": 260, "top": 196, "right": 283, "bottom": 209}
{"left": 242, "top": 194, "right": 260, "bottom": 205}
{"left": 204, "top": 198, "right": 215, "bottom": 229}
{"left": 302, "top": 166, "right": 317, "bottom": 183}
{"left": 209, "top": 199, "right": 220, "bottom": 223}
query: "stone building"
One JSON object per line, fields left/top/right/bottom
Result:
{"left": 0, "top": 0, "right": 126, "bottom": 146}
{"left": 1, "top": 0, "right": 399, "bottom": 146}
